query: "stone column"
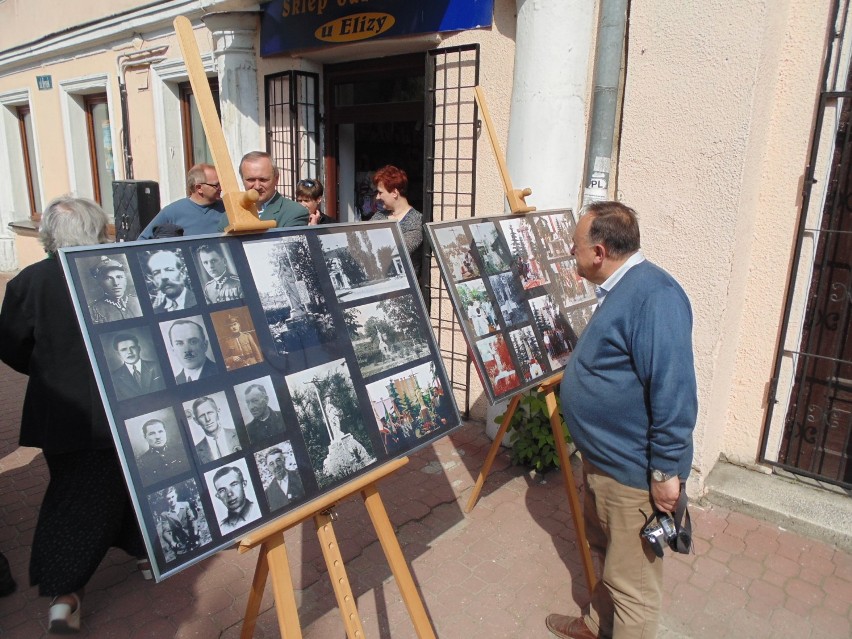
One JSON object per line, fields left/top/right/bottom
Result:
{"left": 506, "top": 0, "right": 596, "bottom": 211}
{"left": 202, "top": 12, "right": 262, "bottom": 166}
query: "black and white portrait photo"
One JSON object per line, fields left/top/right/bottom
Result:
{"left": 125, "top": 407, "right": 191, "bottom": 487}
{"left": 433, "top": 225, "right": 480, "bottom": 282}
{"left": 319, "top": 228, "right": 407, "bottom": 302}
{"left": 509, "top": 325, "right": 548, "bottom": 382}
{"left": 253, "top": 440, "right": 306, "bottom": 512}
{"left": 147, "top": 479, "right": 212, "bottom": 564}
{"left": 285, "top": 359, "right": 375, "bottom": 488}
{"left": 182, "top": 392, "right": 243, "bottom": 465}
{"left": 158, "top": 316, "right": 218, "bottom": 384}
{"left": 243, "top": 235, "right": 335, "bottom": 355}
{"left": 488, "top": 271, "right": 527, "bottom": 328}
{"left": 139, "top": 248, "right": 198, "bottom": 313}
{"left": 469, "top": 220, "right": 510, "bottom": 275}
{"left": 204, "top": 459, "right": 261, "bottom": 536}
{"left": 456, "top": 279, "right": 499, "bottom": 338}
{"left": 533, "top": 211, "right": 575, "bottom": 260}
{"left": 211, "top": 307, "right": 264, "bottom": 372}
{"left": 233, "top": 376, "right": 289, "bottom": 445}
{"left": 345, "top": 294, "right": 431, "bottom": 378}
{"left": 194, "top": 243, "right": 243, "bottom": 305}
{"left": 528, "top": 294, "right": 575, "bottom": 369}
{"left": 499, "top": 217, "right": 550, "bottom": 290}
{"left": 99, "top": 327, "right": 166, "bottom": 401}
{"left": 365, "top": 360, "right": 455, "bottom": 453}
{"left": 79, "top": 253, "right": 143, "bottom": 324}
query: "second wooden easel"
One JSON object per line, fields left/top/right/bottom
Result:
{"left": 466, "top": 86, "right": 596, "bottom": 594}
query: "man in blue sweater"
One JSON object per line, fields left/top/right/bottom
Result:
{"left": 547, "top": 202, "right": 697, "bottom": 639}
{"left": 139, "top": 164, "right": 225, "bottom": 238}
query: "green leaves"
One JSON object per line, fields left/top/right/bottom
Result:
{"left": 505, "top": 390, "right": 571, "bottom": 472}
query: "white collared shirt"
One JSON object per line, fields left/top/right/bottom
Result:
{"left": 596, "top": 251, "right": 645, "bottom": 305}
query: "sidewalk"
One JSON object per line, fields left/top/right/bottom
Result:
{"left": 1, "top": 271, "right": 850, "bottom": 638}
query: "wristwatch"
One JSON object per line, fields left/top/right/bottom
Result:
{"left": 651, "top": 469, "right": 674, "bottom": 482}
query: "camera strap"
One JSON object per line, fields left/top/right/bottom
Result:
{"left": 670, "top": 483, "right": 693, "bottom": 554}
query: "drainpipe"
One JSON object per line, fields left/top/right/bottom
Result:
{"left": 581, "top": 0, "right": 629, "bottom": 206}
{"left": 116, "top": 45, "right": 169, "bottom": 179}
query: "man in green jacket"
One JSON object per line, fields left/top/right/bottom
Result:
{"left": 218, "top": 151, "right": 309, "bottom": 230}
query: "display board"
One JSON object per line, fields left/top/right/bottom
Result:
{"left": 425, "top": 209, "right": 598, "bottom": 403}
{"left": 60, "top": 221, "right": 460, "bottom": 580}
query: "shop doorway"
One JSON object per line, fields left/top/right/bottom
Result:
{"left": 323, "top": 53, "right": 425, "bottom": 223}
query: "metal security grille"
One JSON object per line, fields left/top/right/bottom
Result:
{"left": 764, "top": 5, "right": 852, "bottom": 488}
{"left": 425, "top": 45, "right": 480, "bottom": 417}
{"left": 265, "top": 71, "right": 321, "bottom": 198}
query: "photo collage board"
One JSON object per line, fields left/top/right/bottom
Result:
{"left": 59, "top": 221, "right": 460, "bottom": 580}
{"left": 425, "top": 209, "right": 598, "bottom": 403}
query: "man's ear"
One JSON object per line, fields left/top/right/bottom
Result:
{"left": 593, "top": 243, "right": 607, "bottom": 264}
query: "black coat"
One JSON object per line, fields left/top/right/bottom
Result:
{"left": 0, "top": 256, "right": 112, "bottom": 454}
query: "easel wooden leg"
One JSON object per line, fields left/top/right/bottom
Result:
{"left": 465, "top": 393, "right": 522, "bottom": 513}
{"left": 314, "top": 511, "right": 366, "bottom": 639}
{"left": 543, "top": 389, "right": 597, "bottom": 594}
{"left": 362, "top": 485, "right": 436, "bottom": 639}
{"left": 241, "top": 535, "right": 302, "bottom": 639}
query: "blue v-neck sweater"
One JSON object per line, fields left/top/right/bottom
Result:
{"left": 560, "top": 260, "right": 698, "bottom": 490}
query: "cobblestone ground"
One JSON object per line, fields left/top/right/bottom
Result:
{"left": 0, "top": 271, "right": 850, "bottom": 638}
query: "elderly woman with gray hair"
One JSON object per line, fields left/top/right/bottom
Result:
{"left": 0, "top": 196, "right": 148, "bottom": 633}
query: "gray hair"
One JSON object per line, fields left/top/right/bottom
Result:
{"left": 39, "top": 196, "right": 109, "bottom": 254}
{"left": 186, "top": 163, "right": 215, "bottom": 196}
{"left": 239, "top": 151, "right": 279, "bottom": 180}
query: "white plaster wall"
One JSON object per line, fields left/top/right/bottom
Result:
{"left": 617, "top": 1, "right": 831, "bottom": 492}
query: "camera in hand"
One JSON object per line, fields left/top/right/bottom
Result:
{"left": 641, "top": 512, "right": 678, "bottom": 558}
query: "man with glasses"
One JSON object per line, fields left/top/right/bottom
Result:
{"left": 140, "top": 163, "right": 226, "bottom": 239}
{"left": 217, "top": 151, "right": 309, "bottom": 230}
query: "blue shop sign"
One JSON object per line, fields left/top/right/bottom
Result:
{"left": 260, "top": 0, "right": 494, "bottom": 56}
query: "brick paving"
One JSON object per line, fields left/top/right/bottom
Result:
{"left": 0, "top": 270, "right": 850, "bottom": 638}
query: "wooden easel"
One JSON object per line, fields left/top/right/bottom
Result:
{"left": 174, "top": 18, "right": 435, "bottom": 638}
{"left": 466, "top": 87, "right": 597, "bottom": 593}
{"left": 237, "top": 458, "right": 435, "bottom": 638}
{"left": 174, "top": 16, "right": 275, "bottom": 234}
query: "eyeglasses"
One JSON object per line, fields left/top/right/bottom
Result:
{"left": 200, "top": 182, "right": 221, "bottom": 189}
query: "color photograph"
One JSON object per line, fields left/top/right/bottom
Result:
{"left": 365, "top": 361, "right": 455, "bottom": 454}
{"left": 433, "top": 225, "right": 480, "bottom": 282}
{"left": 498, "top": 217, "right": 549, "bottom": 290}
{"left": 469, "top": 220, "right": 510, "bottom": 275}
{"left": 456, "top": 279, "right": 499, "bottom": 337}
{"left": 474, "top": 333, "right": 520, "bottom": 396}
{"left": 508, "top": 325, "right": 548, "bottom": 382}
{"left": 528, "top": 294, "right": 575, "bottom": 369}
{"left": 533, "top": 210, "right": 575, "bottom": 260}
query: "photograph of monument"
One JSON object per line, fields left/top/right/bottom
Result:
{"left": 488, "top": 271, "right": 527, "bottom": 328}
{"left": 285, "top": 358, "right": 376, "bottom": 488}
{"left": 319, "top": 228, "right": 408, "bottom": 302}
{"left": 345, "top": 294, "right": 431, "bottom": 378}
{"left": 508, "top": 325, "right": 548, "bottom": 382}
{"left": 243, "top": 235, "right": 335, "bottom": 355}
{"left": 547, "top": 258, "right": 596, "bottom": 308}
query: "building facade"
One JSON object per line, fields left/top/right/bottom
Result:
{"left": 0, "top": 0, "right": 847, "bottom": 495}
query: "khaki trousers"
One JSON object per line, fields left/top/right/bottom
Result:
{"left": 582, "top": 461, "right": 663, "bottom": 639}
